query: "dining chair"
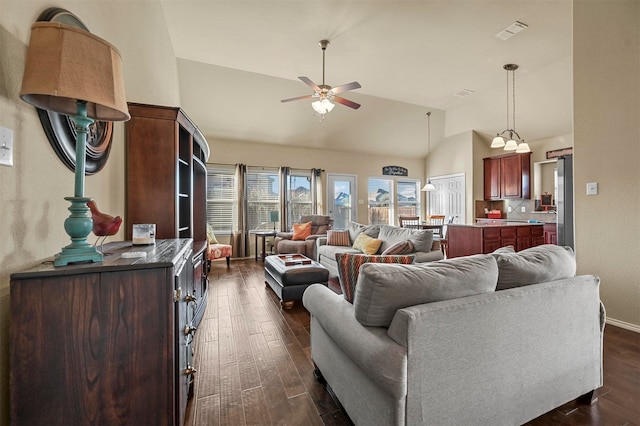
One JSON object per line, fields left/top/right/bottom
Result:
{"left": 399, "top": 215, "right": 421, "bottom": 229}
{"left": 426, "top": 215, "right": 446, "bottom": 237}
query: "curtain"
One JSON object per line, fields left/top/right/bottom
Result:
{"left": 312, "top": 168, "right": 324, "bottom": 214}
{"left": 233, "top": 163, "right": 249, "bottom": 258}
{"left": 279, "top": 166, "right": 290, "bottom": 231}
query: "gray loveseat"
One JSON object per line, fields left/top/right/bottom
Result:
{"left": 303, "top": 245, "right": 604, "bottom": 425}
{"left": 316, "top": 223, "right": 444, "bottom": 277}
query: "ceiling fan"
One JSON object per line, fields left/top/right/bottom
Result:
{"left": 281, "top": 40, "right": 361, "bottom": 118}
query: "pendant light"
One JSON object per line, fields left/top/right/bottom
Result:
{"left": 491, "top": 64, "right": 530, "bottom": 153}
{"left": 421, "top": 112, "right": 436, "bottom": 192}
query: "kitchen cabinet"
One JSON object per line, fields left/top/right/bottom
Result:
{"left": 447, "top": 223, "right": 544, "bottom": 258}
{"left": 484, "top": 152, "right": 531, "bottom": 200}
{"left": 544, "top": 222, "right": 558, "bottom": 245}
{"left": 10, "top": 240, "right": 195, "bottom": 426}
{"left": 126, "top": 103, "right": 210, "bottom": 327}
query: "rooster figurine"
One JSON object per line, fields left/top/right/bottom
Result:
{"left": 87, "top": 200, "right": 123, "bottom": 252}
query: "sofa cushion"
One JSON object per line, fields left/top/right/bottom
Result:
{"left": 354, "top": 254, "right": 499, "bottom": 327}
{"left": 491, "top": 244, "right": 576, "bottom": 290}
{"left": 346, "top": 221, "right": 380, "bottom": 244}
{"left": 327, "top": 230, "right": 350, "bottom": 246}
{"left": 292, "top": 221, "right": 312, "bottom": 240}
{"left": 352, "top": 233, "right": 383, "bottom": 255}
{"left": 377, "top": 225, "right": 434, "bottom": 253}
{"left": 336, "top": 253, "right": 416, "bottom": 303}
{"left": 381, "top": 240, "right": 414, "bottom": 255}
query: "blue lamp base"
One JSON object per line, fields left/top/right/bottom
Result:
{"left": 54, "top": 196, "right": 103, "bottom": 266}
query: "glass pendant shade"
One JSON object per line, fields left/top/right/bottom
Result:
{"left": 491, "top": 135, "right": 506, "bottom": 148}
{"left": 421, "top": 182, "right": 436, "bottom": 192}
{"left": 515, "top": 142, "right": 531, "bottom": 153}
{"left": 504, "top": 139, "right": 518, "bottom": 151}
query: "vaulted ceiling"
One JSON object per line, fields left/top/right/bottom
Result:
{"left": 161, "top": 0, "right": 573, "bottom": 158}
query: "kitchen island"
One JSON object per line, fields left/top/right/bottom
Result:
{"left": 447, "top": 222, "right": 545, "bottom": 258}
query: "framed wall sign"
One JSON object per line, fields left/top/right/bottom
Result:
{"left": 35, "top": 8, "right": 114, "bottom": 175}
{"left": 382, "top": 166, "right": 408, "bottom": 176}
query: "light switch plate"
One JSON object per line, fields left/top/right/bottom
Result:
{"left": 586, "top": 182, "right": 598, "bottom": 195}
{"left": 0, "top": 126, "right": 14, "bottom": 167}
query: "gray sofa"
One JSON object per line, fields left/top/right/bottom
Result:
{"left": 316, "top": 223, "right": 444, "bottom": 277}
{"left": 303, "top": 245, "right": 604, "bottom": 425}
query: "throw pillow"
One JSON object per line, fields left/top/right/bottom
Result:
{"left": 327, "top": 230, "right": 350, "bottom": 246}
{"left": 352, "top": 233, "right": 382, "bottom": 255}
{"left": 206, "top": 223, "right": 219, "bottom": 244}
{"left": 381, "top": 239, "right": 414, "bottom": 255}
{"left": 491, "top": 244, "right": 576, "bottom": 290}
{"left": 354, "top": 254, "right": 498, "bottom": 327}
{"left": 336, "top": 253, "right": 416, "bottom": 303}
{"left": 292, "top": 221, "right": 312, "bottom": 241}
{"left": 377, "top": 225, "right": 433, "bottom": 254}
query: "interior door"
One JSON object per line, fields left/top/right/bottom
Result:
{"left": 327, "top": 174, "right": 357, "bottom": 229}
{"left": 427, "top": 173, "right": 465, "bottom": 225}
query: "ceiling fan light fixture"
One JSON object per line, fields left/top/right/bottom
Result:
{"left": 311, "top": 98, "right": 334, "bottom": 114}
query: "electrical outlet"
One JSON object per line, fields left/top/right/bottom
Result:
{"left": 0, "top": 126, "right": 14, "bottom": 167}
{"left": 508, "top": 206, "right": 512, "bottom": 213}
{"left": 521, "top": 206, "right": 526, "bottom": 213}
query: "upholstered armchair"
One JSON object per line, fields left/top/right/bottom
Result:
{"left": 274, "top": 215, "right": 333, "bottom": 261}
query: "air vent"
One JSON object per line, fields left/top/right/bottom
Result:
{"left": 453, "top": 89, "right": 475, "bottom": 97}
{"left": 495, "top": 21, "right": 528, "bottom": 40}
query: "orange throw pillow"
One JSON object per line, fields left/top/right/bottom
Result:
{"left": 292, "top": 221, "right": 313, "bottom": 241}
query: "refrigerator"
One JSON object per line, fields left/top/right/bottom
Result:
{"left": 556, "top": 155, "right": 574, "bottom": 249}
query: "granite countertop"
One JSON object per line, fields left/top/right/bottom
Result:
{"left": 452, "top": 221, "right": 546, "bottom": 228}
{"left": 475, "top": 217, "right": 557, "bottom": 224}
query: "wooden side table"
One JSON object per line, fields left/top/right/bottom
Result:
{"left": 251, "top": 230, "right": 278, "bottom": 261}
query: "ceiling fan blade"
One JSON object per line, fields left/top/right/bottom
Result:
{"left": 333, "top": 96, "right": 361, "bottom": 110}
{"left": 331, "top": 81, "right": 361, "bottom": 94}
{"left": 298, "top": 76, "right": 321, "bottom": 91}
{"left": 281, "top": 94, "right": 313, "bottom": 103}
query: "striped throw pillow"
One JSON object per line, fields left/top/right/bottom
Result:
{"left": 381, "top": 239, "right": 414, "bottom": 255}
{"left": 335, "top": 253, "right": 415, "bottom": 303}
{"left": 327, "top": 230, "right": 351, "bottom": 246}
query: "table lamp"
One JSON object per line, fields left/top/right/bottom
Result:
{"left": 20, "top": 22, "right": 130, "bottom": 266}
{"left": 269, "top": 211, "right": 279, "bottom": 231}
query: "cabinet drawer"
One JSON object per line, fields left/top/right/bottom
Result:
{"left": 500, "top": 227, "right": 517, "bottom": 238}
{"left": 517, "top": 227, "right": 531, "bottom": 236}
{"left": 531, "top": 226, "right": 544, "bottom": 237}
{"left": 484, "top": 228, "right": 501, "bottom": 239}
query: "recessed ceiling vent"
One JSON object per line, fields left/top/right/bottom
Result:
{"left": 453, "top": 89, "right": 475, "bottom": 97}
{"left": 495, "top": 21, "right": 528, "bottom": 40}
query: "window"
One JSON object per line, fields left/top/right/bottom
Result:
{"left": 206, "top": 165, "right": 236, "bottom": 235}
{"left": 286, "top": 169, "right": 313, "bottom": 229}
{"left": 368, "top": 178, "right": 393, "bottom": 225}
{"left": 246, "top": 167, "right": 279, "bottom": 230}
{"left": 397, "top": 179, "right": 420, "bottom": 218}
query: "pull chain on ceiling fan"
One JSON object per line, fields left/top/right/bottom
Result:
{"left": 281, "top": 40, "right": 361, "bottom": 121}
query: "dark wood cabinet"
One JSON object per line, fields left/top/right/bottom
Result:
{"left": 484, "top": 152, "right": 531, "bottom": 200}
{"left": 544, "top": 222, "right": 558, "bottom": 245}
{"left": 10, "top": 240, "right": 194, "bottom": 426}
{"left": 125, "top": 103, "right": 210, "bottom": 327}
{"left": 447, "top": 224, "right": 545, "bottom": 258}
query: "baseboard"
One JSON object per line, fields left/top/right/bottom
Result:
{"left": 606, "top": 317, "right": 640, "bottom": 333}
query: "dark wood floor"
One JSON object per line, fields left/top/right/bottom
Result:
{"left": 185, "top": 259, "right": 640, "bottom": 426}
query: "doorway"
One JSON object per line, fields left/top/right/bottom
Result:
{"left": 327, "top": 174, "right": 357, "bottom": 229}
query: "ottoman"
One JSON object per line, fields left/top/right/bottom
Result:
{"left": 264, "top": 254, "right": 329, "bottom": 309}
